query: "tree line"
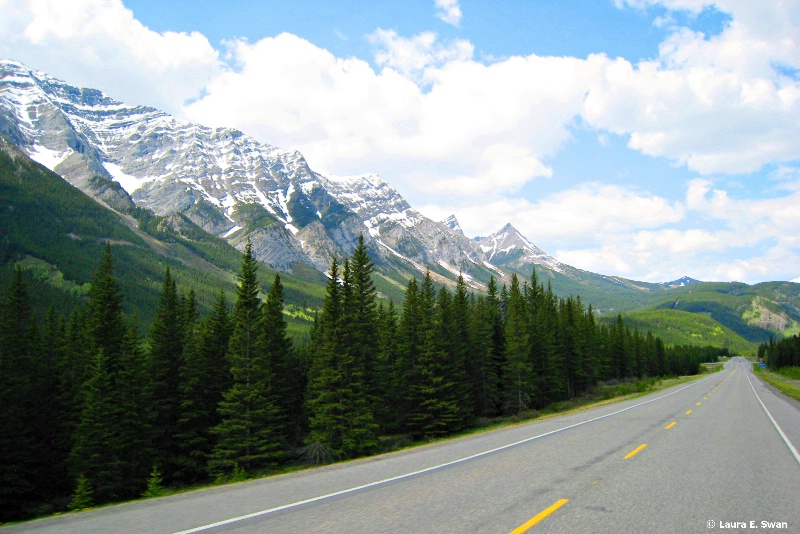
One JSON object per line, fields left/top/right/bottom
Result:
{"left": 0, "top": 237, "right": 720, "bottom": 521}
{"left": 759, "top": 335, "right": 800, "bottom": 369}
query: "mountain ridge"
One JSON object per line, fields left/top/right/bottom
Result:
{"left": 3, "top": 58, "right": 800, "bottom": 345}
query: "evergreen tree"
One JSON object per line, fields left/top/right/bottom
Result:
{"left": 343, "top": 236, "right": 380, "bottom": 415}
{"left": 0, "top": 267, "right": 36, "bottom": 520}
{"left": 374, "top": 300, "right": 400, "bottom": 432}
{"left": 396, "top": 277, "right": 422, "bottom": 431}
{"left": 210, "top": 242, "right": 285, "bottom": 476}
{"left": 85, "top": 244, "right": 126, "bottom": 363}
{"left": 501, "top": 274, "right": 532, "bottom": 414}
{"left": 306, "top": 255, "right": 378, "bottom": 459}
{"left": 175, "top": 291, "right": 231, "bottom": 483}
{"left": 259, "top": 273, "right": 301, "bottom": 445}
{"left": 69, "top": 247, "right": 147, "bottom": 503}
{"left": 404, "top": 272, "right": 460, "bottom": 436}
{"left": 147, "top": 268, "right": 184, "bottom": 482}
{"left": 69, "top": 348, "right": 127, "bottom": 503}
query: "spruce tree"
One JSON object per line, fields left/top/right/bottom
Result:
{"left": 147, "top": 268, "right": 184, "bottom": 482}
{"left": 210, "top": 242, "right": 285, "bottom": 476}
{"left": 501, "top": 274, "right": 532, "bottom": 414}
{"left": 306, "top": 255, "right": 378, "bottom": 459}
{"left": 69, "top": 348, "right": 127, "bottom": 503}
{"left": 0, "top": 267, "right": 36, "bottom": 520}
{"left": 259, "top": 273, "right": 300, "bottom": 445}
{"left": 176, "top": 291, "right": 231, "bottom": 483}
{"left": 85, "top": 244, "right": 125, "bottom": 363}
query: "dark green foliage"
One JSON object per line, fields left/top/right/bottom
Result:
{"left": 175, "top": 291, "right": 231, "bottom": 483}
{"left": 147, "top": 268, "right": 184, "bottom": 482}
{"left": 760, "top": 335, "right": 800, "bottom": 370}
{"left": 260, "top": 274, "right": 304, "bottom": 446}
{"left": 306, "top": 249, "right": 379, "bottom": 458}
{"left": 0, "top": 267, "right": 37, "bottom": 519}
{"left": 209, "top": 242, "right": 287, "bottom": 476}
{"left": 2, "top": 231, "right": 726, "bottom": 521}
{"left": 67, "top": 474, "right": 95, "bottom": 511}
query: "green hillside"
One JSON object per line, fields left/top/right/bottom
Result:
{"left": 646, "top": 282, "right": 800, "bottom": 343}
{"left": 0, "top": 139, "right": 323, "bottom": 336}
{"left": 606, "top": 308, "right": 756, "bottom": 354}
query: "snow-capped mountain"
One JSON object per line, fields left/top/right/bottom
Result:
{"left": 0, "top": 59, "right": 494, "bottom": 282}
{"left": 441, "top": 214, "right": 464, "bottom": 235}
{"left": 663, "top": 276, "right": 701, "bottom": 288}
{"left": 478, "top": 223, "right": 564, "bottom": 274}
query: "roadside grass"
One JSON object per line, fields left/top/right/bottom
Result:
{"left": 753, "top": 365, "right": 800, "bottom": 402}
{"left": 21, "top": 368, "right": 716, "bottom": 523}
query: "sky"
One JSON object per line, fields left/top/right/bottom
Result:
{"left": 1, "top": 0, "right": 799, "bottom": 284}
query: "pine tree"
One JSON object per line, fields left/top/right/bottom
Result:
{"left": 147, "top": 268, "right": 184, "bottom": 482}
{"left": 375, "top": 300, "right": 400, "bottom": 432}
{"left": 175, "top": 291, "right": 228, "bottom": 484}
{"left": 501, "top": 274, "right": 532, "bottom": 414}
{"left": 396, "top": 277, "right": 422, "bottom": 432}
{"left": 306, "top": 255, "right": 378, "bottom": 459}
{"left": 343, "top": 236, "right": 380, "bottom": 416}
{"left": 0, "top": 267, "right": 36, "bottom": 520}
{"left": 69, "top": 348, "right": 127, "bottom": 503}
{"left": 259, "top": 273, "right": 300, "bottom": 445}
{"left": 210, "top": 242, "right": 285, "bottom": 476}
{"left": 85, "top": 244, "right": 126, "bottom": 363}
{"left": 70, "top": 247, "right": 148, "bottom": 503}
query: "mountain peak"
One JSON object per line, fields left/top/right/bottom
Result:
{"left": 477, "top": 224, "right": 563, "bottom": 273}
{"left": 664, "top": 276, "right": 701, "bottom": 288}
{"left": 441, "top": 214, "right": 463, "bottom": 235}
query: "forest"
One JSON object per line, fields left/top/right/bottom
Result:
{"left": 759, "top": 334, "right": 800, "bottom": 369}
{"left": 0, "top": 236, "right": 724, "bottom": 522}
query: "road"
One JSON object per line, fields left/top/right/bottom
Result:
{"left": 6, "top": 357, "right": 800, "bottom": 533}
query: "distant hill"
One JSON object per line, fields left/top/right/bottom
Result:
{"left": 603, "top": 309, "right": 756, "bottom": 354}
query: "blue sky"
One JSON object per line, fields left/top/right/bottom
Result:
{"left": 1, "top": 0, "right": 799, "bottom": 283}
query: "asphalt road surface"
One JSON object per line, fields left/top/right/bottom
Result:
{"left": 6, "top": 357, "right": 800, "bottom": 533}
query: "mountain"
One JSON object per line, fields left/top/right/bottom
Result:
{"left": 0, "top": 59, "right": 495, "bottom": 289}
{"left": 663, "top": 276, "right": 701, "bottom": 288}
{"left": 0, "top": 133, "right": 326, "bottom": 332}
{"left": 478, "top": 223, "right": 565, "bottom": 274}
{"left": 3, "top": 58, "right": 800, "bottom": 347}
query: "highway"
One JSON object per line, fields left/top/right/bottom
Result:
{"left": 6, "top": 357, "right": 800, "bottom": 533}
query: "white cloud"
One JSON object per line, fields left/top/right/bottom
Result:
{"left": 588, "top": 1, "right": 800, "bottom": 175}
{"left": 185, "top": 31, "right": 599, "bottom": 208}
{"left": 1, "top": 0, "right": 799, "bottom": 282}
{"left": 434, "top": 0, "right": 462, "bottom": 27}
{"left": 0, "top": 0, "right": 221, "bottom": 115}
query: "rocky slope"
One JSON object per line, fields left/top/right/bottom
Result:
{"left": 0, "top": 59, "right": 493, "bottom": 284}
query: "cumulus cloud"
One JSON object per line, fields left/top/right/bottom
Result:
{"left": 434, "top": 0, "right": 462, "bottom": 27}
{"left": 185, "top": 31, "right": 599, "bottom": 207}
{"left": 1, "top": 0, "right": 799, "bottom": 282}
{"left": 586, "top": 0, "right": 800, "bottom": 175}
{"left": 0, "top": 0, "right": 221, "bottom": 115}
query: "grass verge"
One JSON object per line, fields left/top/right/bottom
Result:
{"left": 753, "top": 365, "right": 800, "bottom": 402}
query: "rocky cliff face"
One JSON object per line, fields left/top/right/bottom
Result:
{"left": 0, "top": 59, "right": 497, "bottom": 283}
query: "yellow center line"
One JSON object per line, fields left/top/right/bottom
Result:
{"left": 509, "top": 499, "right": 569, "bottom": 534}
{"left": 685, "top": 409, "right": 692, "bottom": 415}
{"left": 665, "top": 421, "right": 677, "bottom": 430}
{"left": 696, "top": 402, "right": 702, "bottom": 406}
{"left": 624, "top": 443, "right": 648, "bottom": 459}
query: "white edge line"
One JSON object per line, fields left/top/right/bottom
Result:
{"left": 745, "top": 365, "right": 800, "bottom": 466}
{"left": 174, "top": 374, "right": 713, "bottom": 534}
